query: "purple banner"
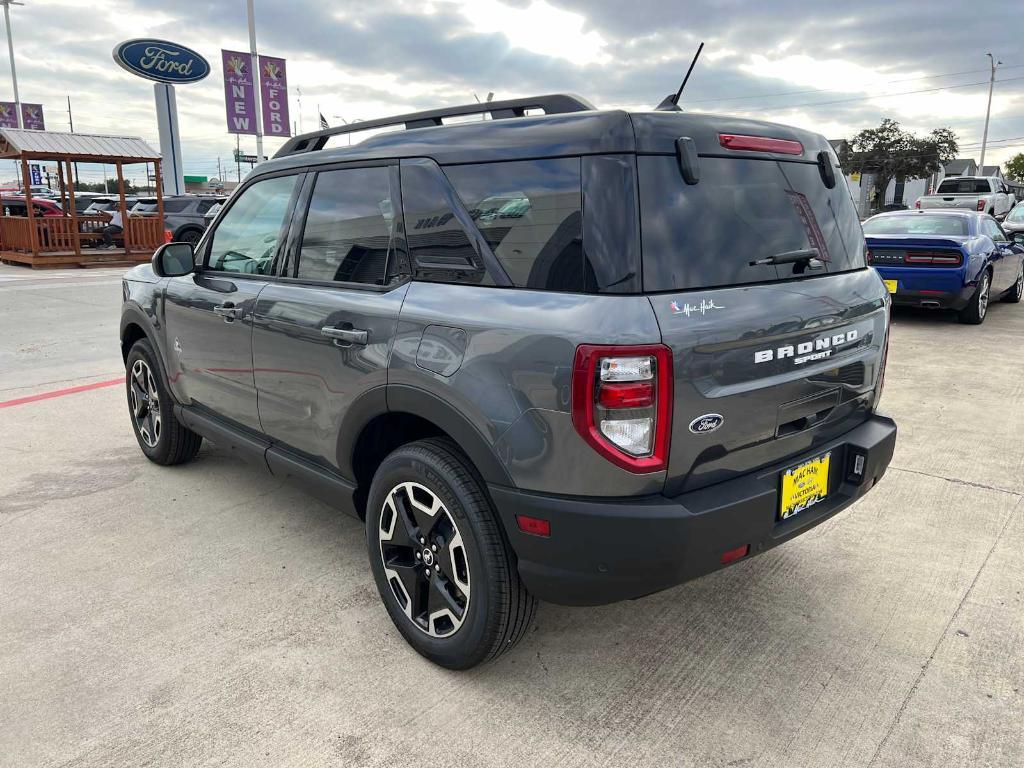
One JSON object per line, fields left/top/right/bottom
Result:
{"left": 0, "top": 102, "right": 46, "bottom": 130}
{"left": 0, "top": 102, "right": 17, "bottom": 128}
{"left": 22, "top": 103, "right": 44, "bottom": 131}
{"left": 258, "top": 55, "right": 290, "bottom": 138}
{"left": 222, "top": 49, "right": 257, "bottom": 135}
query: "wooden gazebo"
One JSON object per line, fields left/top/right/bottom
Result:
{"left": 0, "top": 129, "right": 167, "bottom": 268}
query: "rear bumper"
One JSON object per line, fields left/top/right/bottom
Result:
{"left": 490, "top": 414, "right": 897, "bottom": 606}
{"left": 889, "top": 286, "right": 974, "bottom": 310}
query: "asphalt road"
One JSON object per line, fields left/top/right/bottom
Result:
{"left": 1, "top": 263, "right": 1021, "bottom": 768}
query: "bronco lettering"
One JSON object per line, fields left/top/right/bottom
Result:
{"left": 754, "top": 329, "right": 859, "bottom": 364}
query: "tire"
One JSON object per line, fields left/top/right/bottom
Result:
{"left": 1001, "top": 261, "right": 1023, "bottom": 303}
{"left": 958, "top": 270, "right": 992, "bottom": 325}
{"left": 365, "top": 438, "right": 536, "bottom": 669}
{"left": 125, "top": 338, "right": 202, "bottom": 465}
{"left": 176, "top": 228, "right": 202, "bottom": 248}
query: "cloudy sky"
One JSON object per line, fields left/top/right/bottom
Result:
{"left": 7, "top": 0, "right": 1024, "bottom": 185}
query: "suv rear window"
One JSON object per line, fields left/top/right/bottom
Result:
{"left": 937, "top": 178, "right": 991, "bottom": 194}
{"left": 639, "top": 156, "right": 866, "bottom": 291}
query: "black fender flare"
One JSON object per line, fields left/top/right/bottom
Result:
{"left": 120, "top": 302, "right": 160, "bottom": 355}
{"left": 336, "top": 384, "right": 514, "bottom": 488}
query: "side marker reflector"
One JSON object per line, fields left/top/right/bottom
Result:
{"left": 720, "top": 544, "right": 750, "bottom": 565}
{"left": 516, "top": 515, "right": 551, "bottom": 538}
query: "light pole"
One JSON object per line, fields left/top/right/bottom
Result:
{"left": 979, "top": 53, "right": 1001, "bottom": 172}
{"left": 246, "top": 0, "right": 264, "bottom": 163}
{"left": 1, "top": 0, "right": 24, "bottom": 129}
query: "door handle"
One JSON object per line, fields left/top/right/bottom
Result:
{"left": 321, "top": 326, "right": 368, "bottom": 346}
{"left": 213, "top": 302, "right": 243, "bottom": 321}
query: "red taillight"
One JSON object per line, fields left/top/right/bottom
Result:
{"left": 720, "top": 544, "right": 750, "bottom": 565}
{"left": 164, "top": 229, "right": 174, "bottom": 244}
{"left": 915, "top": 200, "right": 921, "bottom": 209}
{"left": 977, "top": 199, "right": 986, "bottom": 211}
{"left": 571, "top": 344, "right": 673, "bottom": 473}
{"left": 516, "top": 515, "right": 551, "bottom": 538}
{"left": 718, "top": 133, "right": 803, "bottom": 155}
{"left": 903, "top": 250, "right": 962, "bottom": 266}
{"left": 865, "top": 249, "right": 873, "bottom": 264}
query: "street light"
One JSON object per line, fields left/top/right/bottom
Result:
{"left": 0, "top": 0, "right": 24, "bottom": 129}
{"left": 979, "top": 53, "right": 1001, "bottom": 172}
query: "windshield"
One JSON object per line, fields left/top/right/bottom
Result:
{"left": 1006, "top": 205, "right": 1024, "bottom": 222}
{"left": 863, "top": 214, "right": 968, "bottom": 236}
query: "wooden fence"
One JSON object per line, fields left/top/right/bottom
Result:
{"left": 0, "top": 214, "right": 165, "bottom": 254}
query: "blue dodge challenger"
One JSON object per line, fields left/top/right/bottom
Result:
{"left": 863, "top": 210, "right": 1024, "bottom": 324}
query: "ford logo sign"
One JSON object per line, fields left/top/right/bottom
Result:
{"left": 689, "top": 414, "right": 724, "bottom": 434}
{"left": 113, "top": 39, "right": 211, "bottom": 84}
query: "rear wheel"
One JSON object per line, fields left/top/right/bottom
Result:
{"left": 365, "top": 438, "right": 536, "bottom": 669}
{"left": 1001, "top": 261, "right": 1023, "bottom": 303}
{"left": 125, "top": 338, "right": 202, "bottom": 465}
{"left": 176, "top": 228, "right": 202, "bottom": 248}
{"left": 958, "top": 270, "right": 991, "bottom": 324}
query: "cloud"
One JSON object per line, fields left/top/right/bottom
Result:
{"left": 4, "top": 0, "right": 1022, "bottom": 184}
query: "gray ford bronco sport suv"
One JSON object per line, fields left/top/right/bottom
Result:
{"left": 120, "top": 94, "right": 897, "bottom": 669}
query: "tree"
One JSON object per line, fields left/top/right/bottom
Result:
{"left": 1005, "top": 153, "right": 1024, "bottom": 183}
{"left": 839, "top": 119, "right": 958, "bottom": 208}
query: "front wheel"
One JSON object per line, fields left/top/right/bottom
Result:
{"left": 365, "top": 438, "right": 536, "bottom": 669}
{"left": 125, "top": 338, "right": 202, "bottom": 464}
{"left": 1002, "top": 261, "right": 1023, "bottom": 303}
{"left": 958, "top": 271, "right": 991, "bottom": 324}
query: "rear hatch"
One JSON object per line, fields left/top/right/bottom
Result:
{"left": 631, "top": 113, "right": 888, "bottom": 495}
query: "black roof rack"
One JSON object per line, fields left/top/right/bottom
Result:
{"left": 274, "top": 93, "right": 595, "bottom": 158}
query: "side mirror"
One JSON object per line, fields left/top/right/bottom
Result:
{"left": 151, "top": 242, "right": 195, "bottom": 277}
{"left": 1011, "top": 232, "right": 1024, "bottom": 247}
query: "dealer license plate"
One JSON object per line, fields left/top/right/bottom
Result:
{"left": 883, "top": 279, "right": 897, "bottom": 294}
{"left": 779, "top": 452, "right": 831, "bottom": 520}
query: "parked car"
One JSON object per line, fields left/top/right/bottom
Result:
{"left": 864, "top": 210, "right": 1024, "bottom": 323}
{"left": 1001, "top": 200, "right": 1024, "bottom": 236}
{"left": 915, "top": 176, "right": 1015, "bottom": 219}
{"left": 84, "top": 196, "right": 139, "bottom": 215}
{"left": 1, "top": 196, "right": 64, "bottom": 217}
{"left": 120, "top": 94, "right": 897, "bottom": 669}
{"left": 131, "top": 194, "right": 225, "bottom": 247}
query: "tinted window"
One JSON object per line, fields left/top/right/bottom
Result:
{"left": 982, "top": 218, "right": 1007, "bottom": 242}
{"left": 207, "top": 174, "right": 298, "bottom": 274}
{"left": 3, "top": 202, "right": 26, "bottom": 216}
{"left": 197, "top": 199, "right": 219, "bottom": 214}
{"left": 863, "top": 215, "right": 968, "bottom": 236}
{"left": 401, "top": 162, "right": 493, "bottom": 286}
{"left": 444, "top": 158, "right": 584, "bottom": 291}
{"left": 640, "top": 157, "right": 866, "bottom": 291}
{"left": 295, "top": 167, "right": 395, "bottom": 285}
{"left": 937, "top": 178, "right": 991, "bottom": 194}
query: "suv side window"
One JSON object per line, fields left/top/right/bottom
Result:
{"left": 294, "top": 167, "right": 395, "bottom": 285}
{"left": 206, "top": 174, "right": 298, "bottom": 274}
{"left": 444, "top": 158, "right": 585, "bottom": 291}
{"left": 401, "top": 162, "right": 495, "bottom": 286}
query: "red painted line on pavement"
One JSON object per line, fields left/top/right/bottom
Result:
{"left": 0, "top": 377, "right": 125, "bottom": 409}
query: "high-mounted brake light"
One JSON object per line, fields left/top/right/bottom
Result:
{"left": 718, "top": 133, "right": 804, "bottom": 155}
{"left": 572, "top": 344, "right": 673, "bottom": 473}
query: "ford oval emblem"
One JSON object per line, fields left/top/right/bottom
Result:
{"left": 113, "top": 39, "right": 211, "bottom": 84}
{"left": 689, "top": 414, "right": 724, "bottom": 434}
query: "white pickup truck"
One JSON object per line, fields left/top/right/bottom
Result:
{"left": 915, "top": 176, "right": 1016, "bottom": 218}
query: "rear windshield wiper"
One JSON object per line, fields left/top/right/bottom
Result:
{"left": 750, "top": 248, "right": 823, "bottom": 269}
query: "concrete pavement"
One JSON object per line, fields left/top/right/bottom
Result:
{"left": 0, "top": 265, "right": 1021, "bottom": 767}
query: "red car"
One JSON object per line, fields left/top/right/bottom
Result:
{"left": 1, "top": 196, "right": 64, "bottom": 217}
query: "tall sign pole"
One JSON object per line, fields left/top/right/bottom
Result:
{"left": 247, "top": 0, "right": 265, "bottom": 164}
{"left": 1, "top": 0, "right": 23, "bottom": 129}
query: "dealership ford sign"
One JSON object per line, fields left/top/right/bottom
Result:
{"left": 112, "top": 39, "right": 210, "bottom": 84}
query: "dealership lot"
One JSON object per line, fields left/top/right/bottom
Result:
{"left": 1, "top": 264, "right": 1021, "bottom": 767}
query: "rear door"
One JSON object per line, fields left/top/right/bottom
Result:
{"left": 637, "top": 142, "right": 886, "bottom": 496}
{"left": 252, "top": 163, "right": 408, "bottom": 469}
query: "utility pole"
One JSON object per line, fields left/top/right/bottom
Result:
{"left": 1, "top": 0, "right": 24, "bottom": 129}
{"left": 246, "top": 0, "right": 264, "bottom": 164}
{"left": 979, "top": 53, "right": 1001, "bottom": 172}
{"left": 235, "top": 134, "right": 241, "bottom": 182}
{"left": 66, "top": 94, "right": 80, "bottom": 188}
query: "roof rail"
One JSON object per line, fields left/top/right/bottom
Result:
{"left": 274, "top": 93, "right": 596, "bottom": 158}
